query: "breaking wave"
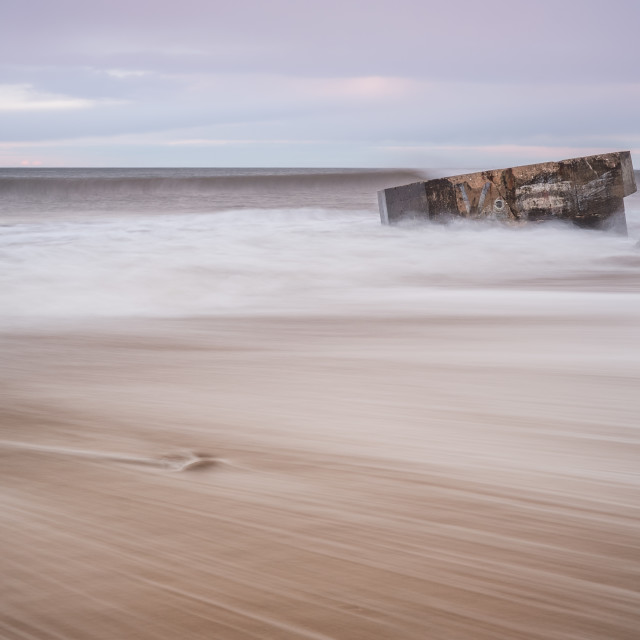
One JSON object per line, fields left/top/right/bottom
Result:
{"left": 1, "top": 206, "right": 639, "bottom": 325}
{"left": 0, "top": 168, "right": 428, "bottom": 216}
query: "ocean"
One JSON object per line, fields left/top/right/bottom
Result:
{"left": 1, "top": 168, "right": 640, "bottom": 639}
{"left": 2, "top": 167, "right": 639, "bottom": 322}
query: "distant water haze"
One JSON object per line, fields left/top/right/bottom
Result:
{"left": 0, "top": 168, "right": 429, "bottom": 216}
{"left": 1, "top": 169, "right": 639, "bottom": 639}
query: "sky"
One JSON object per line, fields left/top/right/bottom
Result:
{"left": 2, "top": 0, "right": 640, "bottom": 168}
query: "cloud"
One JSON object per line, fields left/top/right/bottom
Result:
{"left": 0, "top": 83, "right": 125, "bottom": 112}
{"left": 1, "top": 0, "right": 639, "bottom": 166}
{"left": 105, "top": 69, "right": 149, "bottom": 79}
{"left": 3, "top": 0, "right": 639, "bottom": 81}
{"left": 0, "top": 84, "right": 94, "bottom": 111}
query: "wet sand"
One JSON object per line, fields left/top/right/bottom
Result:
{"left": 1, "top": 312, "right": 639, "bottom": 639}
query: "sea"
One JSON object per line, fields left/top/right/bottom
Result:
{"left": 1, "top": 167, "right": 640, "bottom": 323}
{"left": 1, "top": 167, "right": 640, "bottom": 640}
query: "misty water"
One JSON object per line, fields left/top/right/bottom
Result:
{"left": 1, "top": 169, "right": 639, "bottom": 639}
{"left": 1, "top": 168, "right": 639, "bottom": 321}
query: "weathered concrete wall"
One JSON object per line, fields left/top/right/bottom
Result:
{"left": 379, "top": 151, "right": 636, "bottom": 234}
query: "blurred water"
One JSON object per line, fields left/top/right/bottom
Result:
{"left": 1, "top": 169, "right": 639, "bottom": 323}
{"left": 0, "top": 167, "right": 427, "bottom": 216}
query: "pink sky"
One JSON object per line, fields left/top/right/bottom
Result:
{"left": 2, "top": 0, "right": 639, "bottom": 167}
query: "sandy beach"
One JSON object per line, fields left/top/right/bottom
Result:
{"left": 2, "top": 307, "right": 639, "bottom": 639}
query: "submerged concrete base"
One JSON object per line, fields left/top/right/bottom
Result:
{"left": 378, "top": 151, "right": 636, "bottom": 234}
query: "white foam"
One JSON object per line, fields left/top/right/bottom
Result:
{"left": 1, "top": 201, "right": 639, "bottom": 326}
